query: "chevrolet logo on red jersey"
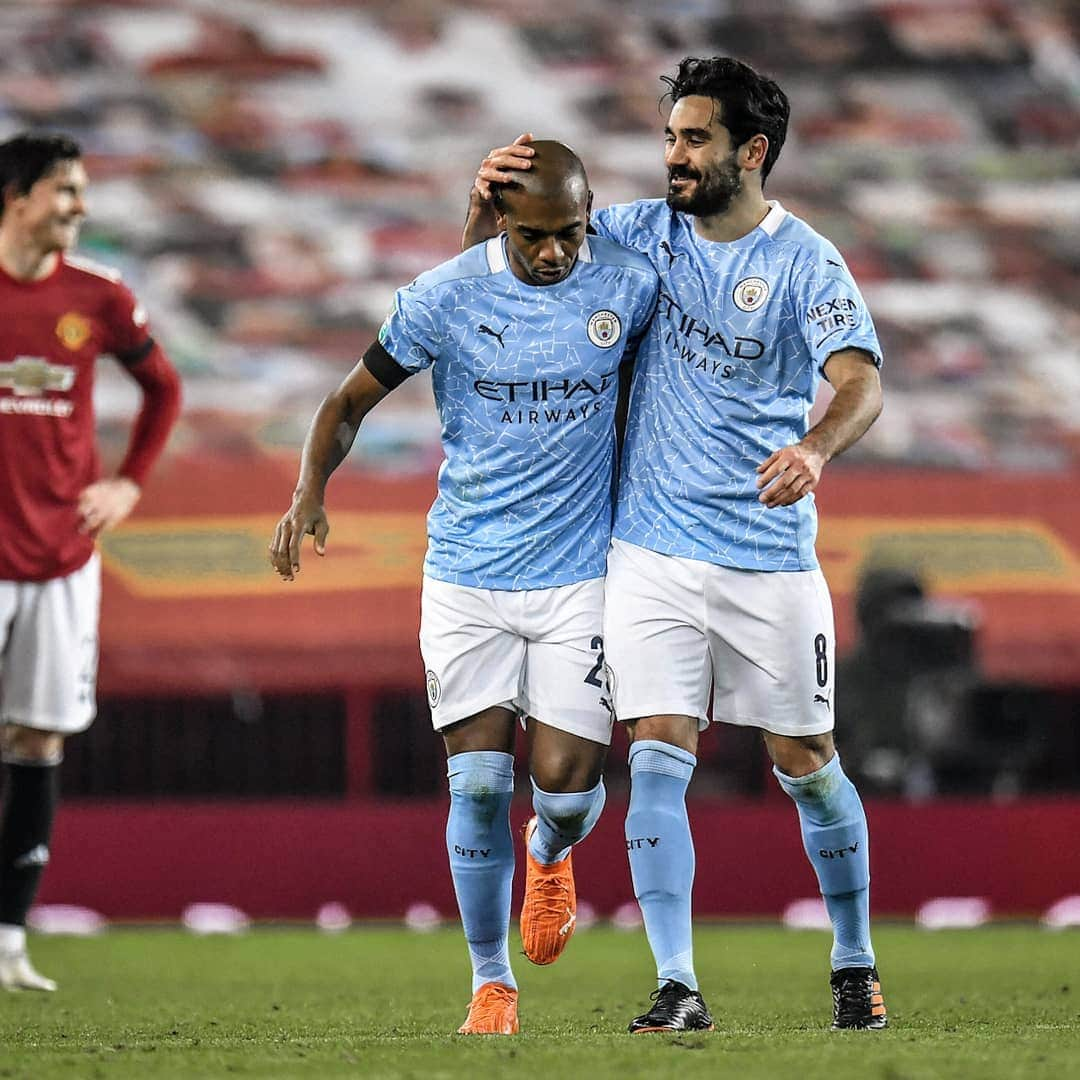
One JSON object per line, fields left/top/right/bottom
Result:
{"left": 0, "top": 356, "right": 76, "bottom": 396}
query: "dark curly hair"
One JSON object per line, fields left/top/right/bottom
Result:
{"left": 0, "top": 133, "right": 81, "bottom": 219}
{"left": 661, "top": 57, "right": 790, "bottom": 182}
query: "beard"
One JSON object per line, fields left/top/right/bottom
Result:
{"left": 666, "top": 154, "right": 743, "bottom": 217}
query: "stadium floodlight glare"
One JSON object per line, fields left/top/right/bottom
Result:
{"left": 27, "top": 904, "right": 107, "bottom": 936}
{"left": 916, "top": 897, "right": 991, "bottom": 930}
{"left": 181, "top": 902, "right": 252, "bottom": 935}
{"left": 403, "top": 902, "right": 441, "bottom": 932}
{"left": 611, "top": 901, "right": 644, "bottom": 932}
{"left": 315, "top": 902, "right": 352, "bottom": 933}
{"left": 781, "top": 897, "right": 832, "bottom": 931}
{"left": 1042, "top": 895, "right": 1080, "bottom": 930}
{"left": 575, "top": 899, "right": 598, "bottom": 931}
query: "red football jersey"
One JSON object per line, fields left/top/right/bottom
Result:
{"left": 0, "top": 254, "right": 152, "bottom": 582}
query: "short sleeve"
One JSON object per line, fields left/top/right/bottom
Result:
{"left": 104, "top": 280, "right": 154, "bottom": 365}
{"left": 591, "top": 203, "right": 638, "bottom": 247}
{"left": 376, "top": 280, "right": 442, "bottom": 375}
{"left": 627, "top": 270, "right": 660, "bottom": 343}
{"left": 791, "top": 247, "right": 883, "bottom": 374}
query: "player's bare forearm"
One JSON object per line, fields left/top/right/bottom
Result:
{"left": 802, "top": 351, "right": 882, "bottom": 463}
{"left": 757, "top": 350, "right": 880, "bottom": 508}
{"left": 294, "top": 391, "right": 360, "bottom": 500}
{"left": 294, "top": 360, "right": 391, "bottom": 498}
{"left": 271, "top": 360, "right": 390, "bottom": 579}
{"left": 462, "top": 189, "right": 500, "bottom": 251}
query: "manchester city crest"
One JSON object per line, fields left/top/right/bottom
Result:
{"left": 587, "top": 310, "right": 622, "bottom": 348}
{"left": 733, "top": 277, "right": 769, "bottom": 312}
{"left": 425, "top": 669, "right": 442, "bottom": 708}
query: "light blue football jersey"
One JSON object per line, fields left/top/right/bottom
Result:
{"left": 377, "top": 234, "right": 658, "bottom": 590}
{"left": 592, "top": 199, "right": 882, "bottom": 572}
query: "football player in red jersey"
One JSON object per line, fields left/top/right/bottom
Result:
{"left": 0, "top": 134, "right": 181, "bottom": 989}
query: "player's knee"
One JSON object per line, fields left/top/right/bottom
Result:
{"left": 626, "top": 715, "right": 698, "bottom": 754}
{"left": 530, "top": 749, "right": 602, "bottom": 794}
{"left": 766, "top": 731, "right": 834, "bottom": 778}
{"left": 1, "top": 724, "right": 64, "bottom": 765}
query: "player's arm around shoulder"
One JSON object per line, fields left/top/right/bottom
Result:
{"left": 462, "top": 133, "right": 535, "bottom": 250}
{"left": 269, "top": 351, "right": 394, "bottom": 581}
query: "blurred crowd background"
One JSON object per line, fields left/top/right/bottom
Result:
{"left": 6, "top": 0, "right": 1078, "bottom": 474}
{"left": 3, "top": 0, "right": 1079, "bottom": 810}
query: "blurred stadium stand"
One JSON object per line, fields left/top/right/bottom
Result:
{"left": 2, "top": 0, "right": 1078, "bottom": 916}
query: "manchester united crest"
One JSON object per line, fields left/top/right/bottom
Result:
{"left": 732, "top": 277, "right": 769, "bottom": 313}
{"left": 587, "top": 310, "right": 622, "bottom": 348}
{"left": 55, "top": 312, "right": 92, "bottom": 350}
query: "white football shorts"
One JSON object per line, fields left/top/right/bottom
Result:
{"left": 603, "top": 539, "right": 835, "bottom": 737}
{"left": 419, "top": 574, "right": 613, "bottom": 745}
{"left": 0, "top": 553, "right": 101, "bottom": 735}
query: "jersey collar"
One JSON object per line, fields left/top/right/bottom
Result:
{"left": 486, "top": 234, "right": 591, "bottom": 280}
{"left": 686, "top": 199, "right": 788, "bottom": 250}
{"left": 758, "top": 200, "right": 788, "bottom": 237}
{"left": 485, "top": 235, "right": 507, "bottom": 273}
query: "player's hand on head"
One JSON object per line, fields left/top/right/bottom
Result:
{"left": 474, "top": 133, "right": 535, "bottom": 200}
{"left": 269, "top": 496, "right": 329, "bottom": 582}
{"left": 755, "top": 443, "right": 825, "bottom": 508}
{"left": 77, "top": 477, "right": 141, "bottom": 536}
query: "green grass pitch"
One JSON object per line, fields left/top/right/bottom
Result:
{"left": 1, "top": 925, "right": 1077, "bottom": 1078}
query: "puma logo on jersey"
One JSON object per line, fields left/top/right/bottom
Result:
{"left": 659, "top": 240, "right": 680, "bottom": 268}
{"left": 478, "top": 323, "right": 509, "bottom": 348}
{"left": 813, "top": 692, "right": 831, "bottom": 707}
{"left": 0, "top": 356, "right": 75, "bottom": 397}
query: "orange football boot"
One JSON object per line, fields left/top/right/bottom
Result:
{"left": 520, "top": 816, "right": 577, "bottom": 965}
{"left": 457, "top": 982, "right": 519, "bottom": 1035}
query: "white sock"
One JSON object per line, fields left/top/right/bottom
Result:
{"left": 0, "top": 923, "right": 27, "bottom": 953}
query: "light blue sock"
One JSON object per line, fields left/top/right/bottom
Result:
{"left": 528, "top": 779, "right": 606, "bottom": 864}
{"left": 775, "top": 753, "right": 875, "bottom": 970}
{"left": 626, "top": 739, "right": 698, "bottom": 991}
{"left": 446, "top": 751, "right": 517, "bottom": 993}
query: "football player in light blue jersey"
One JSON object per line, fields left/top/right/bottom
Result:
{"left": 467, "top": 58, "right": 887, "bottom": 1034}
{"left": 272, "top": 142, "right": 658, "bottom": 1036}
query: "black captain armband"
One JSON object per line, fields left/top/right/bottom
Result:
{"left": 362, "top": 340, "right": 412, "bottom": 391}
{"left": 116, "top": 337, "right": 155, "bottom": 367}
